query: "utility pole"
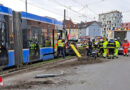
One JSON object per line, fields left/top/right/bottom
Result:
{"left": 69, "top": 18, "right": 71, "bottom": 37}
{"left": 13, "top": 11, "right": 23, "bottom": 68}
{"left": 25, "top": 0, "right": 28, "bottom": 12}
{"left": 64, "top": 9, "right": 66, "bottom": 31}
{"left": 63, "top": 9, "right": 68, "bottom": 40}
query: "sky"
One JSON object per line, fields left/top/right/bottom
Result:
{"left": 1, "top": 0, "right": 130, "bottom": 23}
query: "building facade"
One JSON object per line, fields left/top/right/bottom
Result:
{"left": 65, "top": 20, "right": 79, "bottom": 40}
{"left": 99, "top": 11, "right": 122, "bottom": 38}
{"left": 122, "top": 22, "right": 130, "bottom": 30}
{"left": 79, "top": 21, "right": 103, "bottom": 40}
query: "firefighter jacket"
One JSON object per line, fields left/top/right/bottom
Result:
{"left": 107, "top": 40, "right": 115, "bottom": 49}
{"left": 99, "top": 41, "right": 104, "bottom": 48}
{"left": 103, "top": 41, "right": 108, "bottom": 49}
{"left": 115, "top": 41, "right": 120, "bottom": 48}
{"left": 92, "top": 41, "right": 99, "bottom": 49}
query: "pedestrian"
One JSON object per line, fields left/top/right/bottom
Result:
{"left": 103, "top": 38, "right": 108, "bottom": 58}
{"left": 57, "top": 38, "right": 65, "bottom": 58}
{"left": 87, "top": 38, "right": 92, "bottom": 56}
{"left": 107, "top": 39, "right": 116, "bottom": 59}
{"left": 114, "top": 39, "right": 120, "bottom": 58}
{"left": 122, "top": 39, "right": 129, "bottom": 56}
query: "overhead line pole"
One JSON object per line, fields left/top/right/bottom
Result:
{"left": 25, "top": 0, "right": 28, "bottom": 13}
{"left": 64, "top": 9, "right": 66, "bottom": 31}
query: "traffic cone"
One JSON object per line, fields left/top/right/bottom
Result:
{"left": 0, "top": 76, "right": 3, "bottom": 86}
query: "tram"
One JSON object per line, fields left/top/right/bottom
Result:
{"left": 0, "top": 5, "right": 64, "bottom": 68}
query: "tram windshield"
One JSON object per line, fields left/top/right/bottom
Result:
{"left": 0, "top": 19, "right": 6, "bottom": 47}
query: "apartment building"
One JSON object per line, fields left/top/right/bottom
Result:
{"left": 99, "top": 11, "right": 122, "bottom": 38}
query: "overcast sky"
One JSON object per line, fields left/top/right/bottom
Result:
{"left": 1, "top": 0, "right": 130, "bottom": 23}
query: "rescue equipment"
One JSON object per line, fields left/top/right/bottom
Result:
{"left": 70, "top": 44, "right": 82, "bottom": 58}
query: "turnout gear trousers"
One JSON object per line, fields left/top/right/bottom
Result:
{"left": 107, "top": 41, "right": 115, "bottom": 58}
{"left": 103, "top": 41, "right": 108, "bottom": 57}
{"left": 114, "top": 41, "right": 120, "bottom": 57}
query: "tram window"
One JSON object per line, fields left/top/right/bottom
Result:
{"left": 26, "top": 27, "right": 46, "bottom": 48}
{"left": 0, "top": 14, "right": 14, "bottom": 50}
{"left": 0, "top": 22, "right": 6, "bottom": 46}
{"left": 22, "top": 20, "right": 54, "bottom": 48}
{"left": 43, "top": 29, "right": 51, "bottom": 47}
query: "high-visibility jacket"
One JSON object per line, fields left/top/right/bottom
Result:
{"left": 103, "top": 41, "right": 108, "bottom": 49}
{"left": 107, "top": 41, "right": 115, "bottom": 49}
{"left": 58, "top": 40, "right": 64, "bottom": 47}
{"left": 99, "top": 41, "right": 104, "bottom": 48}
{"left": 122, "top": 42, "right": 129, "bottom": 49}
{"left": 30, "top": 43, "right": 35, "bottom": 50}
{"left": 115, "top": 41, "right": 120, "bottom": 48}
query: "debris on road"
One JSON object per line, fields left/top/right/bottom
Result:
{"left": 35, "top": 71, "right": 64, "bottom": 78}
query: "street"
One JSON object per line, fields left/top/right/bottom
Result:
{"left": 2, "top": 55, "right": 130, "bottom": 90}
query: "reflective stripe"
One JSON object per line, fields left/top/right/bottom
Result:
{"left": 103, "top": 41, "right": 108, "bottom": 48}
{"left": 58, "top": 40, "right": 64, "bottom": 47}
{"left": 107, "top": 42, "right": 115, "bottom": 48}
{"left": 115, "top": 41, "right": 120, "bottom": 48}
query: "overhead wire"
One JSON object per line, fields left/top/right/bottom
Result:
{"left": 48, "top": 0, "right": 91, "bottom": 19}
{"left": 19, "top": 0, "right": 84, "bottom": 22}
{"left": 69, "top": 0, "right": 99, "bottom": 21}
{"left": 71, "top": 0, "right": 105, "bottom": 16}
{"left": 19, "top": 0, "right": 64, "bottom": 16}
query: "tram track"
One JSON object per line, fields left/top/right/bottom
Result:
{"left": 0, "top": 56, "right": 77, "bottom": 78}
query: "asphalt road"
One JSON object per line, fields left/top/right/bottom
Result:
{"left": 37, "top": 56, "right": 130, "bottom": 90}
{"left": 3, "top": 55, "right": 130, "bottom": 90}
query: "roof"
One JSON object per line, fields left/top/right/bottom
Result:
{"left": 64, "top": 20, "right": 79, "bottom": 29}
{"left": 80, "top": 21, "right": 102, "bottom": 28}
{"left": 0, "top": 5, "right": 12, "bottom": 15}
{"left": 99, "top": 10, "right": 121, "bottom": 16}
{"left": 21, "top": 12, "right": 63, "bottom": 26}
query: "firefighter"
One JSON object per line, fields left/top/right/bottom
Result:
{"left": 103, "top": 39, "right": 108, "bottom": 58}
{"left": 29, "top": 39, "right": 36, "bottom": 56}
{"left": 57, "top": 38, "right": 65, "bottom": 58}
{"left": 92, "top": 39, "right": 99, "bottom": 50}
{"left": 107, "top": 39, "right": 116, "bottom": 59}
{"left": 122, "top": 39, "right": 129, "bottom": 56}
{"left": 114, "top": 39, "right": 120, "bottom": 58}
{"left": 87, "top": 38, "right": 92, "bottom": 56}
{"left": 34, "top": 40, "right": 40, "bottom": 56}
{"left": 98, "top": 39, "right": 104, "bottom": 57}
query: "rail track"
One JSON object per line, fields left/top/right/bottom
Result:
{"left": 0, "top": 56, "right": 77, "bottom": 78}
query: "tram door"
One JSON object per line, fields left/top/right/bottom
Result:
{"left": 29, "top": 27, "right": 42, "bottom": 61}
{"left": 0, "top": 21, "right": 8, "bottom": 66}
